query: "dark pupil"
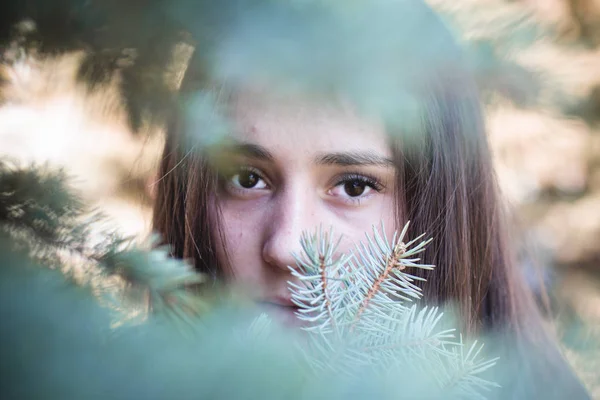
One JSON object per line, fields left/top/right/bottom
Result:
{"left": 344, "top": 180, "right": 366, "bottom": 197}
{"left": 239, "top": 171, "right": 259, "bottom": 188}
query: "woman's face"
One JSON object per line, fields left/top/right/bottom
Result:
{"left": 211, "top": 89, "right": 397, "bottom": 323}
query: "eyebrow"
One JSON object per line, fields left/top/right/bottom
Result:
{"left": 314, "top": 151, "right": 394, "bottom": 167}
{"left": 221, "top": 142, "right": 394, "bottom": 167}
{"left": 221, "top": 143, "right": 275, "bottom": 162}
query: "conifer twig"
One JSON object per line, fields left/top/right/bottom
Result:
{"left": 288, "top": 222, "right": 499, "bottom": 398}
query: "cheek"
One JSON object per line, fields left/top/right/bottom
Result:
{"left": 215, "top": 198, "right": 268, "bottom": 282}
{"left": 330, "top": 194, "right": 398, "bottom": 257}
{"left": 380, "top": 194, "right": 398, "bottom": 238}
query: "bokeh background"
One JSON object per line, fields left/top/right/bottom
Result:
{"left": 1, "top": 0, "right": 599, "bottom": 396}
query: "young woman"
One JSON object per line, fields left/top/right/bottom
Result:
{"left": 152, "top": 1, "right": 589, "bottom": 398}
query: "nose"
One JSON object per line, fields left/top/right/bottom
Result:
{"left": 261, "top": 185, "right": 314, "bottom": 272}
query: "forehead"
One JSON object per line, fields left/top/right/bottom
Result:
{"left": 227, "top": 88, "right": 391, "bottom": 158}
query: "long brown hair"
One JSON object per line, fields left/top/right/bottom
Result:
{"left": 152, "top": 1, "right": 588, "bottom": 397}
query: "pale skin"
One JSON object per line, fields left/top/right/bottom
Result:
{"left": 210, "top": 89, "right": 397, "bottom": 323}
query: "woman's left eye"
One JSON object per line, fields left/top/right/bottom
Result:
{"left": 329, "top": 174, "right": 384, "bottom": 202}
{"left": 342, "top": 180, "right": 369, "bottom": 197}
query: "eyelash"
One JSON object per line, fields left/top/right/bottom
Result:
{"left": 220, "top": 165, "right": 269, "bottom": 193}
{"left": 331, "top": 172, "right": 385, "bottom": 205}
{"left": 333, "top": 173, "right": 384, "bottom": 192}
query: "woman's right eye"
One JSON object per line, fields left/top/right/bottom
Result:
{"left": 226, "top": 167, "right": 269, "bottom": 191}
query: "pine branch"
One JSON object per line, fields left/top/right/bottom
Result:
{"left": 93, "top": 236, "right": 209, "bottom": 328}
{"left": 288, "top": 222, "right": 500, "bottom": 399}
{"left": 351, "top": 222, "right": 432, "bottom": 326}
{"left": 438, "top": 337, "right": 501, "bottom": 400}
{"left": 0, "top": 160, "right": 86, "bottom": 254}
{"left": 0, "top": 160, "right": 209, "bottom": 328}
{"left": 289, "top": 225, "right": 352, "bottom": 338}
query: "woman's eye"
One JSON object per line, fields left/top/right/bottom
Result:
{"left": 329, "top": 174, "right": 383, "bottom": 202}
{"left": 229, "top": 168, "right": 268, "bottom": 190}
{"left": 343, "top": 179, "right": 368, "bottom": 197}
